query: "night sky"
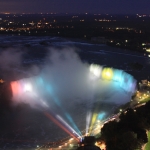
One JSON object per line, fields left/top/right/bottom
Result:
{"left": 0, "top": 0, "right": 150, "bottom": 14}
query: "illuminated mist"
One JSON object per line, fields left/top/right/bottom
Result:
{"left": 2, "top": 47, "right": 137, "bottom": 139}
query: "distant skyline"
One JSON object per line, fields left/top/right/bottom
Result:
{"left": 0, "top": 0, "right": 150, "bottom": 14}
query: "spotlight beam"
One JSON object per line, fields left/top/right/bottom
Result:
{"left": 86, "top": 111, "right": 92, "bottom": 135}
{"left": 42, "top": 78, "right": 81, "bottom": 136}
{"left": 44, "top": 111, "right": 79, "bottom": 142}
{"left": 56, "top": 115, "right": 81, "bottom": 137}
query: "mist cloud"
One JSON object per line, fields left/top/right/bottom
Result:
{"left": 10, "top": 47, "right": 135, "bottom": 112}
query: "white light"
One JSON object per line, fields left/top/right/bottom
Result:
{"left": 24, "top": 83, "right": 32, "bottom": 92}
{"left": 86, "top": 111, "right": 92, "bottom": 134}
{"left": 89, "top": 64, "right": 102, "bottom": 78}
{"left": 40, "top": 99, "right": 49, "bottom": 108}
{"left": 56, "top": 115, "right": 81, "bottom": 137}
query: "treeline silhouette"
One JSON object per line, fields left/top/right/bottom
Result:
{"left": 99, "top": 101, "right": 150, "bottom": 150}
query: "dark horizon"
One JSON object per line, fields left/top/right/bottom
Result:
{"left": 0, "top": 12, "right": 150, "bottom": 15}
{"left": 1, "top": 0, "right": 150, "bottom": 15}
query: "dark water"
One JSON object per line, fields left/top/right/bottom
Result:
{"left": 0, "top": 35, "right": 149, "bottom": 81}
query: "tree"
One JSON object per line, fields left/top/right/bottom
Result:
{"left": 100, "top": 107, "right": 147, "bottom": 150}
{"left": 136, "top": 101, "right": 150, "bottom": 130}
{"left": 100, "top": 121, "right": 118, "bottom": 150}
{"left": 116, "top": 131, "right": 141, "bottom": 150}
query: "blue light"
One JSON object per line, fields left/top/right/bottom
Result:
{"left": 65, "top": 112, "right": 82, "bottom": 136}
{"left": 44, "top": 83, "right": 81, "bottom": 135}
{"left": 46, "top": 85, "right": 53, "bottom": 94}
{"left": 113, "top": 69, "right": 123, "bottom": 82}
{"left": 53, "top": 97, "right": 61, "bottom": 106}
{"left": 38, "top": 77, "right": 44, "bottom": 85}
{"left": 97, "top": 112, "right": 106, "bottom": 120}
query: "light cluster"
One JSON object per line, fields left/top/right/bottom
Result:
{"left": 89, "top": 64, "right": 137, "bottom": 93}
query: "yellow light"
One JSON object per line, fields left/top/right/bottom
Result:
{"left": 101, "top": 68, "right": 113, "bottom": 80}
{"left": 146, "top": 48, "right": 150, "bottom": 52}
{"left": 69, "top": 138, "right": 73, "bottom": 141}
{"left": 89, "top": 113, "right": 98, "bottom": 135}
{"left": 85, "top": 132, "right": 89, "bottom": 136}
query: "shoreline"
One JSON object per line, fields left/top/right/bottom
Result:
{"left": 0, "top": 33, "right": 147, "bottom": 56}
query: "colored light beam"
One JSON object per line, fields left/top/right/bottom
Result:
{"left": 88, "top": 104, "right": 106, "bottom": 135}
{"left": 44, "top": 84, "right": 81, "bottom": 136}
{"left": 11, "top": 76, "right": 82, "bottom": 137}
{"left": 11, "top": 81, "right": 20, "bottom": 96}
{"left": 44, "top": 111, "right": 79, "bottom": 142}
{"left": 86, "top": 111, "right": 92, "bottom": 135}
{"left": 89, "top": 64, "right": 137, "bottom": 94}
{"left": 64, "top": 112, "right": 82, "bottom": 136}
{"left": 56, "top": 115, "right": 81, "bottom": 138}
{"left": 97, "top": 112, "right": 106, "bottom": 120}
{"left": 41, "top": 77, "right": 82, "bottom": 136}
{"left": 88, "top": 113, "right": 98, "bottom": 135}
